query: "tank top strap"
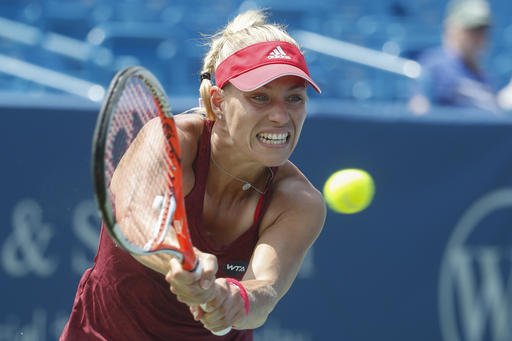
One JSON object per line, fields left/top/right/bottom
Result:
{"left": 185, "top": 119, "right": 213, "bottom": 216}
{"left": 194, "top": 118, "right": 213, "bottom": 179}
{"left": 252, "top": 166, "right": 279, "bottom": 226}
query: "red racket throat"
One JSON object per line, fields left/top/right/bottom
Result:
{"left": 158, "top": 111, "right": 197, "bottom": 271}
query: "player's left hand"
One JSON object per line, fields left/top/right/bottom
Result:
{"left": 190, "top": 278, "right": 247, "bottom": 332}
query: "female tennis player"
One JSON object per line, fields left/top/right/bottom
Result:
{"left": 61, "top": 9, "right": 325, "bottom": 340}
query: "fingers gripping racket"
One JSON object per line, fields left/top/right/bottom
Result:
{"left": 92, "top": 66, "right": 231, "bottom": 336}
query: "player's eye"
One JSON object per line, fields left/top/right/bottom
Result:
{"left": 250, "top": 93, "right": 270, "bottom": 103}
{"left": 286, "top": 94, "right": 305, "bottom": 104}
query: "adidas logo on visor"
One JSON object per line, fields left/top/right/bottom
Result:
{"left": 267, "top": 46, "right": 292, "bottom": 60}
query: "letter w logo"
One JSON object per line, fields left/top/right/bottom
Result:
{"left": 448, "top": 247, "right": 512, "bottom": 341}
{"left": 224, "top": 261, "right": 248, "bottom": 277}
{"left": 226, "top": 264, "right": 245, "bottom": 272}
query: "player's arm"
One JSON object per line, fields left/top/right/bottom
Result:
{"left": 110, "top": 113, "right": 204, "bottom": 276}
{"left": 198, "top": 173, "right": 326, "bottom": 331}
{"left": 240, "top": 186, "right": 326, "bottom": 329}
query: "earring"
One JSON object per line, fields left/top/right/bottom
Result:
{"left": 217, "top": 114, "right": 223, "bottom": 120}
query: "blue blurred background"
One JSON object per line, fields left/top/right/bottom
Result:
{"left": 0, "top": 0, "right": 511, "bottom": 103}
{"left": 1, "top": 1, "right": 511, "bottom": 341}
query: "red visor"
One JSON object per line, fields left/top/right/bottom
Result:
{"left": 215, "top": 41, "right": 321, "bottom": 93}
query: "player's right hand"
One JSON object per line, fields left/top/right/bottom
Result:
{"left": 165, "top": 249, "right": 218, "bottom": 305}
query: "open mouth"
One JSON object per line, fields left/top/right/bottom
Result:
{"left": 257, "top": 132, "right": 290, "bottom": 145}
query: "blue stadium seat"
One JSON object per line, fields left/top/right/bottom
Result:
{"left": 0, "top": 0, "right": 510, "bottom": 102}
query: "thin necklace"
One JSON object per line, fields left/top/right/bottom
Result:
{"left": 210, "top": 154, "right": 274, "bottom": 195}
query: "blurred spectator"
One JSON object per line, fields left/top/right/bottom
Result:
{"left": 497, "top": 77, "right": 512, "bottom": 110}
{"left": 409, "top": 0, "right": 511, "bottom": 115}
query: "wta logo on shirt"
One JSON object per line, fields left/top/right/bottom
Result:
{"left": 224, "top": 261, "right": 248, "bottom": 277}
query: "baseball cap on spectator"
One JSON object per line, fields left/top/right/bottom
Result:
{"left": 444, "top": 0, "right": 491, "bottom": 28}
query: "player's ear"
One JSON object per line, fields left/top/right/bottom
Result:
{"left": 209, "top": 86, "right": 224, "bottom": 116}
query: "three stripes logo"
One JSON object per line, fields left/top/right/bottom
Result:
{"left": 267, "top": 46, "right": 292, "bottom": 60}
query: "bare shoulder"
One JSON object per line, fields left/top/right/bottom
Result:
{"left": 261, "top": 161, "right": 326, "bottom": 239}
{"left": 175, "top": 110, "right": 205, "bottom": 140}
{"left": 174, "top": 110, "right": 207, "bottom": 166}
{"left": 137, "top": 111, "right": 203, "bottom": 142}
{"left": 274, "top": 162, "right": 324, "bottom": 209}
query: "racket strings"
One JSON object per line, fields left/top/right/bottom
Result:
{"left": 104, "top": 76, "right": 179, "bottom": 251}
{"left": 129, "top": 81, "right": 175, "bottom": 249}
{"left": 106, "top": 92, "right": 153, "bottom": 248}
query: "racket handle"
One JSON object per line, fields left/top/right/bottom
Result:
{"left": 207, "top": 325, "right": 232, "bottom": 336}
{"left": 194, "top": 263, "right": 233, "bottom": 336}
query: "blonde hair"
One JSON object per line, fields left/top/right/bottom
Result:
{"left": 199, "top": 9, "right": 299, "bottom": 120}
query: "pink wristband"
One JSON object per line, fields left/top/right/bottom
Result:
{"left": 226, "top": 278, "right": 250, "bottom": 315}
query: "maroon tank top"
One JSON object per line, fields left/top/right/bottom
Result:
{"left": 60, "top": 119, "right": 275, "bottom": 341}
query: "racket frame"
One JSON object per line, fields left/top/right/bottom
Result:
{"left": 92, "top": 66, "right": 194, "bottom": 267}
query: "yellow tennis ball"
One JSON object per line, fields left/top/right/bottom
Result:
{"left": 323, "top": 169, "right": 375, "bottom": 214}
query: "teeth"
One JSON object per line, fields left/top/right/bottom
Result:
{"left": 258, "top": 132, "right": 289, "bottom": 145}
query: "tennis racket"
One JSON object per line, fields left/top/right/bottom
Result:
{"left": 92, "top": 66, "right": 231, "bottom": 336}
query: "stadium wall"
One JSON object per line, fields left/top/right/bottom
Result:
{"left": 1, "top": 98, "right": 511, "bottom": 341}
